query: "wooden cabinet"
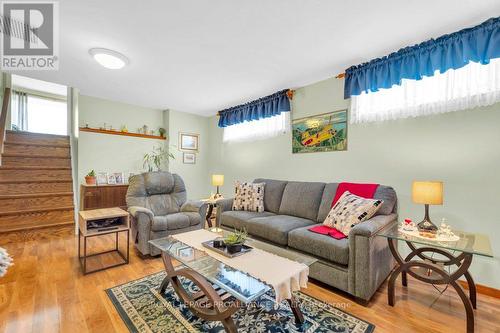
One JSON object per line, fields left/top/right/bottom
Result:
{"left": 80, "top": 184, "right": 129, "bottom": 211}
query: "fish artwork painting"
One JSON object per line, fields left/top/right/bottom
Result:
{"left": 292, "top": 109, "right": 348, "bottom": 153}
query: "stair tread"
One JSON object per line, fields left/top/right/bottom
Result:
{"left": 0, "top": 192, "right": 73, "bottom": 199}
{"left": 1, "top": 153, "right": 71, "bottom": 159}
{"left": 4, "top": 141, "right": 70, "bottom": 148}
{"left": 0, "top": 179, "right": 73, "bottom": 184}
{"left": 0, "top": 166, "right": 71, "bottom": 170}
{"left": 0, "top": 206, "right": 75, "bottom": 216}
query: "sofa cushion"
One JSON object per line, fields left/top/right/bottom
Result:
{"left": 288, "top": 225, "right": 349, "bottom": 266}
{"left": 373, "top": 185, "right": 397, "bottom": 215}
{"left": 317, "top": 183, "right": 339, "bottom": 222}
{"left": 279, "top": 181, "right": 326, "bottom": 221}
{"left": 221, "top": 210, "right": 275, "bottom": 230}
{"left": 152, "top": 212, "right": 200, "bottom": 231}
{"left": 245, "top": 214, "right": 316, "bottom": 246}
{"left": 253, "top": 178, "right": 288, "bottom": 214}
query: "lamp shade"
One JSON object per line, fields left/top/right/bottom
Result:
{"left": 212, "top": 174, "right": 224, "bottom": 187}
{"left": 412, "top": 181, "right": 443, "bottom": 205}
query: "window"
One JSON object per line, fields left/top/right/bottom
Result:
{"left": 350, "top": 58, "right": 500, "bottom": 123}
{"left": 11, "top": 92, "right": 67, "bottom": 135}
{"left": 223, "top": 111, "right": 290, "bottom": 143}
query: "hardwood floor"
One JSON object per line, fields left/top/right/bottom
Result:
{"left": 0, "top": 225, "right": 499, "bottom": 333}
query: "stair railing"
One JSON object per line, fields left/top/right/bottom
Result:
{"left": 0, "top": 87, "right": 11, "bottom": 166}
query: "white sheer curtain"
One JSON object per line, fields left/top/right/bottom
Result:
{"left": 223, "top": 111, "right": 290, "bottom": 143}
{"left": 350, "top": 58, "right": 500, "bottom": 123}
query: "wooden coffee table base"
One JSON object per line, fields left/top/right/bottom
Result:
{"left": 159, "top": 252, "right": 305, "bottom": 332}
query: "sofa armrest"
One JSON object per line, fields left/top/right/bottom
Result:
{"left": 349, "top": 213, "right": 397, "bottom": 238}
{"left": 215, "top": 198, "right": 234, "bottom": 226}
{"left": 348, "top": 213, "right": 397, "bottom": 301}
{"left": 181, "top": 200, "right": 209, "bottom": 221}
{"left": 181, "top": 200, "right": 204, "bottom": 213}
{"left": 215, "top": 198, "right": 234, "bottom": 212}
{"left": 128, "top": 206, "right": 154, "bottom": 220}
{"left": 127, "top": 206, "right": 155, "bottom": 255}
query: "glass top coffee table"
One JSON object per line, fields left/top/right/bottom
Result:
{"left": 150, "top": 234, "right": 309, "bottom": 333}
{"left": 150, "top": 236, "right": 270, "bottom": 304}
{"left": 377, "top": 225, "right": 493, "bottom": 333}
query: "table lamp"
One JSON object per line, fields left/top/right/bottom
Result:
{"left": 412, "top": 181, "right": 443, "bottom": 236}
{"left": 212, "top": 174, "right": 224, "bottom": 199}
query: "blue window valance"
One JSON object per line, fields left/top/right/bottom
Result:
{"left": 218, "top": 89, "right": 291, "bottom": 127}
{"left": 344, "top": 17, "right": 500, "bottom": 99}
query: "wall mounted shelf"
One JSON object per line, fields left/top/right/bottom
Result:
{"left": 79, "top": 127, "right": 166, "bottom": 140}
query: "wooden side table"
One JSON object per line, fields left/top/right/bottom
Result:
{"left": 78, "top": 207, "right": 130, "bottom": 274}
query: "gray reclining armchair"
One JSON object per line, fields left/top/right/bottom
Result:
{"left": 126, "top": 171, "right": 207, "bottom": 256}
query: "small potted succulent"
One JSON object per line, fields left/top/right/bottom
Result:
{"left": 85, "top": 170, "right": 96, "bottom": 185}
{"left": 224, "top": 228, "right": 247, "bottom": 254}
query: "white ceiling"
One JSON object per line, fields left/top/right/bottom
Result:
{"left": 10, "top": 0, "right": 500, "bottom": 116}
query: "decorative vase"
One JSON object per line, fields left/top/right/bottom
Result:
{"left": 85, "top": 176, "right": 96, "bottom": 185}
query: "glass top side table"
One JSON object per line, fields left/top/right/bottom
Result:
{"left": 377, "top": 225, "right": 493, "bottom": 333}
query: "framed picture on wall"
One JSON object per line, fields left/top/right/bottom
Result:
{"left": 179, "top": 132, "right": 199, "bottom": 152}
{"left": 97, "top": 172, "right": 108, "bottom": 185}
{"left": 183, "top": 152, "right": 196, "bottom": 164}
{"left": 292, "top": 109, "right": 348, "bottom": 154}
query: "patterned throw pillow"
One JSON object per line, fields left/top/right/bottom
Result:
{"left": 232, "top": 182, "right": 265, "bottom": 212}
{"left": 323, "top": 191, "right": 383, "bottom": 236}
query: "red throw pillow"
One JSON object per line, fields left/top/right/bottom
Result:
{"left": 331, "top": 182, "right": 379, "bottom": 207}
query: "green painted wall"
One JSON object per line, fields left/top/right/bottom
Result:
{"left": 207, "top": 77, "right": 500, "bottom": 289}
{"left": 78, "top": 95, "right": 166, "bottom": 185}
{"left": 167, "top": 110, "right": 211, "bottom": 199}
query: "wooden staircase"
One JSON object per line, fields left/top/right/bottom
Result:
{"left": 0, "top": 130, "right": 75, "bottom": 232}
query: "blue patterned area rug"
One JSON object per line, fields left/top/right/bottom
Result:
{"left": 106, "top": 271, "right": 375, "bottom": 333}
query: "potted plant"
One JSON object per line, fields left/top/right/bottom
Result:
{"left": 85, "top": 170, "right": 96, "bottom": 185}
{"left": 158, "top": 127, "right": 166, "bottom": 138}
{"left": 143, "top": 145, "right": 175, "bottom": 172}
{"left": 224, "top": 228, "right": 247, "bottom": 254}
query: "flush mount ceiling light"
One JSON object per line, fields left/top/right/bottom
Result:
{"left": 89, "top": 48, "right": 129, "bottom": 69}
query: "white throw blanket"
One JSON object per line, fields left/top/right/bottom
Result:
{"left": 173, "top": 229, "right": 309, "bottom": 303}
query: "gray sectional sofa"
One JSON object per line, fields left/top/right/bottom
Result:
{"left": 216, "top": 178, "right": 398, "bottom": 302}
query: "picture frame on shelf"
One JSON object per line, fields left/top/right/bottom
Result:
{"left": 179, "top": 132, "right": 199, "bottom": 152}
{"left": 96, "top": 172, "right": 108, "bottom": 185}
{"left": 183, "top": 152, "right": 196, "bottom": 164}
{"left": 107, "top": 174, "right": 117, "bottom": 185}
{"left": 113, "top": 172, "right": 125, "bottom": 184}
